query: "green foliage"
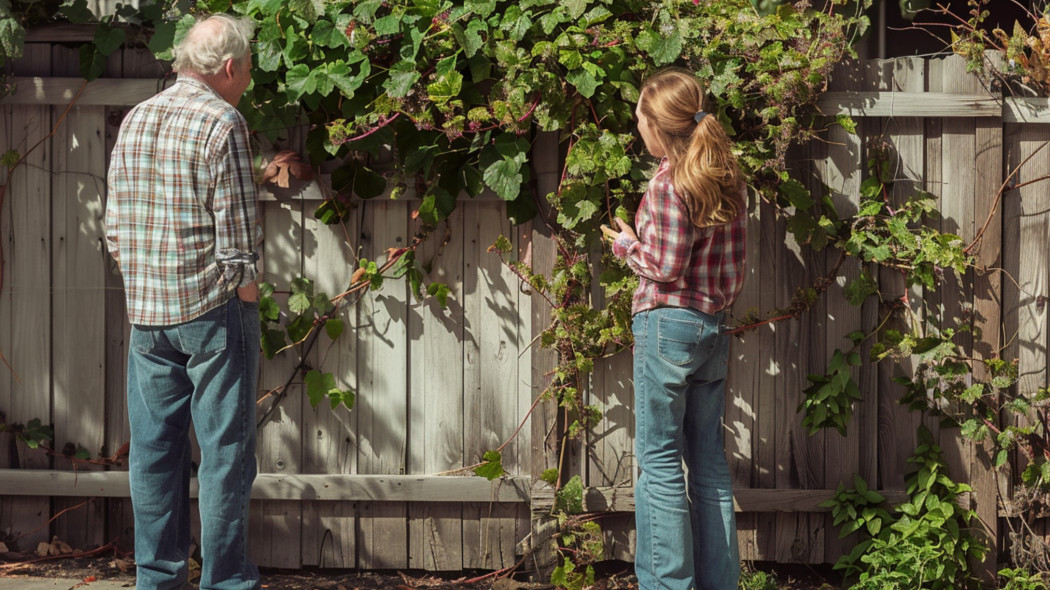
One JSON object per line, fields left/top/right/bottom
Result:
{"left": 1, "top": 148, "right": 18, "bottom": 169}
{"left": 738, "top": 567, "right": 779, "bottom": 590}
{"left": 19, "top": 417, "right": 52, "bottom": 449}
{"left": 540, "top": 467, "right": 559, "bottom": 486}
{"left": 304, "top": 369, "right": 355, "bottom": 410}
{"left": 799, "top": 347, "right": 861, "bottom": 435}
{"left": 827, "top": 427, "right": 986, "bottom": 590}
{"left": 473, "top": 449, "right": 504, "bottom": 480}
{"left": 1000, "top": 568, "right": 1050, "bottom": 590}
{"left": 550, "top": 556, "right": 595, "bottom": 590}
{"left": 822, "top": 475, "right": 892, "bottom": 540}
{"left": 259, "top": 277, "right": 340, "bottom": 359}
{"left": 554, "top": 474, "right": 584, "bottom": 515}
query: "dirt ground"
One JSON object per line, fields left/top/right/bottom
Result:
{"left": 0, "top": 551, "right": 840, "bottom": 590}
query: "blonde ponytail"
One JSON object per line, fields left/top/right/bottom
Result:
{"left": 638, "top": 68, "right": 743, "bottom": 227}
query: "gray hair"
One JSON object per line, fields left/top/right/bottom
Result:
{"left": 172, "top": 14, "right": 255, "bottom": 75}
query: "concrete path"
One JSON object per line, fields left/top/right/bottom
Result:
{"left": 0, "top": 577, "right": 133, "bottom": 589}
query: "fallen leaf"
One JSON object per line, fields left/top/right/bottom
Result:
{"left": 263, "top": 150, "right": 316, "bottom": 188}
{"left": 112, "top": 441, "right": 130, "bottom": 462}
{"left": 49, "top": 535, "right": 73, "bottom": 555}
{"left": 350, "top": 267, "right": 366, "bottom": 285}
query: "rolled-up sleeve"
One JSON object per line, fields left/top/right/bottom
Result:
{"left": 620, "top": 182, "right": 694, "bottom": 284}
{"left": 211, "top": 114, "right": 261, "bottom": 287}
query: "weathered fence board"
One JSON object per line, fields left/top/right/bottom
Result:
{"left": 6, "top": 43, "right": 53, "bottom": 552}
{"left": 301, "top": 186, "right": 359, "bottom": 569}
{"left": 3, "top": 47, "right": 1050, "bottom": 575}
{"left": 252, "top": 196, "right": 306, "bottom": 569}
{"left": 408, "top": 207, "right": 465, "bottom": 572}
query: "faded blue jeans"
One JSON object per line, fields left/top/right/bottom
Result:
{"left": 632, "top": 307, "right": 739, "bottom": 590}
{"left": 127, "top": 297, "right": 261, "bottom": 590}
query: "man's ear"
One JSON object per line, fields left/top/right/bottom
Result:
{"left": 224, "top": 58, "right": 236, "bottom": 78}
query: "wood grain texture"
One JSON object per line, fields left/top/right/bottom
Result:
{"left": 251, "top": 197, "right": 305, "bottom": 569}
{"left": 0, "top": 77, "right": 170, "bottom": 107}
{"left": 462, "top": 201, "right": 521, "bottom": 570}
{"left": 7, "top": 43, "right": 53, "bottom": 551}
{"left": 408, "top": 206, "right": 465, "bottom": 571}
{"left": 817, "top": 90, "right": 998, "bottom": 117}
{"left": 356, "top": 199, "right": 409, "bottom": 569}
{"left": 301, "top": 179, "right": 359, "bottom": 569}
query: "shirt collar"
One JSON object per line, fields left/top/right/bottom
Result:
{"left": 176, "top": 75, "right": 221, "bottom": 98}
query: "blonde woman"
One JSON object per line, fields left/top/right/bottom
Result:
{"left": 610, "top": 67, "right": 746, "bottom": 590}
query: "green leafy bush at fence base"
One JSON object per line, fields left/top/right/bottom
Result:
{"left": 823, "top": 427, "right": 985, "bottom": 590}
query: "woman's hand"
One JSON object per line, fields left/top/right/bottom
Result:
{"left": 615, "top": 217, "right": 638, "bottom": 242}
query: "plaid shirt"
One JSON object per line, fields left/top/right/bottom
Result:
{"left": 613, "top": 159, "right": 747, "bottom": 316}
{"left": 105, "top": 77, "right": 261, "bottom": 326}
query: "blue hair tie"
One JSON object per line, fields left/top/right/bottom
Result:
{"left": 694, "top": 111, "right": 707, "bottom": 123}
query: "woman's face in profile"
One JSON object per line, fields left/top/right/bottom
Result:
{"left": 635, "top": 96, "right": 666, "bottom": 159}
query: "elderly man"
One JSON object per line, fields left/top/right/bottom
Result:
{"left": 105, "top": 14, "right": 262, "bottom": 590}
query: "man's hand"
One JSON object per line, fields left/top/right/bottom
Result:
{"left": 237, "top": 282, "right": 258, "bottom": 303}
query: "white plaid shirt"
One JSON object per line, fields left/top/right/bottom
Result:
{"left": 105, "top": 77, "right": 261, "bottom": 326}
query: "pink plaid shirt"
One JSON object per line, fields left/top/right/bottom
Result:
{"left": 612, "top": 159, "right": 747, "bottom": 316}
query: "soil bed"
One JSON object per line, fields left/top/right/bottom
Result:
{"left": 0, "top": 553, "right": 839, "bottom": 589}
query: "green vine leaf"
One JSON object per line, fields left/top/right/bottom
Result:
{"left": 288, "top": 291, "right": 311, "bottom": 315}
{"left": 304, "top": 369, "right": 354, "bottom": 410}
{"left": 325, "top": 317, "right": 345, "bottom": 340}
{"left": 474, "top": 449, "right": 504, "bottom": 480}
{"left": 427, "top": 282, "right": 451, "bottom": 308}
{"left": 59, "top": 0, "right": 94, "bottom": 24}
{"left": 555, "top": 474, "right": 585, "bottom": 515}
{"left": 385, "top": 60, "right": 421, "bottom": 98}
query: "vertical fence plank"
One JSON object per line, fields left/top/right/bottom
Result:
{"left": 587, "top": 206, "right": 634, "bottom": 559}
{"left": 50, "top": 95, "right": 108, "bottom": 551}
{"left": 50, "top": 44, "right": 107, "bottom": 552}
{"left": 872, "top": 57, "right": 926, "bottom": 497}
{"left": 820, "top": 61, "right": 864, "bottom": 565}
{"left": 971, "top": 98, "right": 1004, "bottom": 588}
{"left": 102, "top": 45, "right": 163, "bottom": 553}
{"left": 771, "top": 186, "right": 824, "bottom": 564}
{"left": 7, "top": 43, "right": 53, "bottom": 551}
{"left": 513, "top": 216, "right": 536, "bottom": 556}
{"left": 0, "top": 49, "right": 12, "bottom": 544}
{"left": 462, "top": 201, "right": 520, "bottom": 569}
{"left": 528, "top": 131, "right": 562, "bottom": 574}
{"left": 1004, "top": 118, "right": 1050, "bottom": 567}
{"left": 357, "top": 199, "right": 409, "bottom": 569}
{"left": 727, "top": 189, "right": 760, "bottom": 560}
{"left": 937, "top": 55, "right": 978, "bottom": 492}
{"left": 755, "top": 173, "right": 779, "bottom": 560}
{"left": 408, "top": 206, "right": 465, "bottom": 571}
{"left": 301, "top": 193, "right": 359, "bottom": 569}
{"left": 250, "top": 198, "right": 305, "bottom": 569}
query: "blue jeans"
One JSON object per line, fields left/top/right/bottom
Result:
{"left": 632, "top": 307, "right": 739, "bottom": 590}
{"left": 127, "top": 297, "right": 261, "bottom": 590}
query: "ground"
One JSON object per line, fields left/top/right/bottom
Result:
{"left": 0, "top": 552, "right": 840, "bottom": 590}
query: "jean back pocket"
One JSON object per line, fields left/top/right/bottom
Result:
{"left": 657, "top": 312, "right": 704, "bottom": 366}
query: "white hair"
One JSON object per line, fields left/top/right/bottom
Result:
{"left": 172, "top": 14, "right": 255, "bottom": 75}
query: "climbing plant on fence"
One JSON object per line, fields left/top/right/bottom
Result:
{"left": 7, "top": 0, "right": 1050, "bottom": 584}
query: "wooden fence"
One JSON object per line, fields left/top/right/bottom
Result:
{"left": 1, "top": 39, "right": 1048, "bottom": 577}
